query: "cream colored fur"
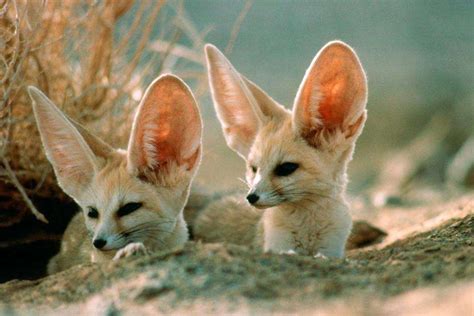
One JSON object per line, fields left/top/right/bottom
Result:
{"left": 28, "top": 74, "right": 202, "bottom": 273}
{"left": 195, "top": 41, "right": 368, "bottom": 258}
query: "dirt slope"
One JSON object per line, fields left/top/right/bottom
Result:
{"left": 0, "top": 195, "right": 472, "bottom": 315}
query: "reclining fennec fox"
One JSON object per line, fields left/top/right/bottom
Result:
{"left": 28, "top": 74, "right": 202, "bottom": 274}
{"left": 195, "top": 41, "right": 368, "bottom": 258}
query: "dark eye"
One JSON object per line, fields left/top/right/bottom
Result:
{"left": 250, "top": 165, "right": 257, "bottom": 173}
{"left": 274, "top": 162, "right": 299, "bottom": 177}
{"left": 87, "top": 207, "right": 99, "bottom": 219}
{"left": 117, "top": 202, "right": 143, "bottom": 217}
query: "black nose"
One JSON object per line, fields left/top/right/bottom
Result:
{"left": 93, "top": 238, "right": 106, "bottom": 249}
{"left": 246, "top": 193, "right": 260, "bottom": 204}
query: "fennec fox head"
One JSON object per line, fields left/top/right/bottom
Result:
{"left": 28, "top": 75, "right": 202, "bottom": 252}
{"left": 206, "top": 41, "right": 367, "bottom": 209}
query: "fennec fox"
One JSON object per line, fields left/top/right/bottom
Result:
{"left": 28, "top": 74, "right": 202, "bottom": 273}
{"left": 195, "top": 41, "right": 368, "bottom": 258}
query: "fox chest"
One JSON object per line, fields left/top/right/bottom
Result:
{"left": 262, "top": 210, "right": 334, "bottom": 256}
{"left": 291, "top": 224, "right": 332, "bottom": 255}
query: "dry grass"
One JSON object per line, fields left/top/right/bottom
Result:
{"left": 0, "top": 0, "right": 206, "bottom": 225}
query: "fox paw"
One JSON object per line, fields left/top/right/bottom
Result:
{"left": 279, "top": 249, "right": 297, "bottom": 255}
{"left": 113, "top": 242, "right": 148, "bottom": 261}
{"left": 314, "top": 252, "right": 328, "bottom": 260}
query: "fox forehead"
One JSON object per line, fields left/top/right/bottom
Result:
{"left": 80, "top": 153, "right": 161, "bottom": 213}
{"left": 248, "top": 116, "right": 337, "bottom": 182}
{"left": 249, "top": 117, "right": 305, "bottom": 166}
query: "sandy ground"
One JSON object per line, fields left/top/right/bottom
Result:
{"left": 0, "top": 194, "right": 472, "bottom": 315}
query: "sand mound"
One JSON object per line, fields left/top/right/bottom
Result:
{"left": 1, "top": 195, "right": 472, "bottom": 315}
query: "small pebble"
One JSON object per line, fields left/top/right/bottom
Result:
{"left": 424, "top": 246, "right": 441, "bottom": 253}
{"left": 133, "top": 281, "right": 171, "bottom": 301}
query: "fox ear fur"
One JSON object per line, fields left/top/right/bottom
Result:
{"left": 292, "top": 41, "right": 368, "bottom": 149}
{"left": 28, "top": 87, "right": 109, "bottom": 199}
{"left": 127, "top": 74, "right": 202, "bottom": 184}
{"left": 205, "top": 44, "right": 287, "bottom": 159}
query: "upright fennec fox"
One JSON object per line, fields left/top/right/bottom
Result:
{"left": 27, "top": 74, "right": 202, "bottom": 273}
{"left": 195, "top": 41, "right": 368, "bottom": 258}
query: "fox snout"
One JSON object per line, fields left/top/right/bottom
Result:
{"left": 245, "top": 185, "right": 285, "bottom": 209}
{"left": 92, "top": 231, "right": 130, "bottom": 251}
{"left": 246, "top": 192, "right": 259, "bottom": 204}
{"left": 246, "top": 174, "right": 275, "bottom": 208}
{"left": 92, "top": 231, "right": 123, "bottom": 251}
{"left": 245, "top": 167, "right": 294, "bottom": 208}
{"left": 93, "top": 238, "right": 107, "bottom": 249}
{"left": 91, "top": 219, "right": 127, "bottom": 251}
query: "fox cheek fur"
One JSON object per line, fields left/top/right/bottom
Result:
{"left": 28, "top": 74, "right": 203, "bottom": 272}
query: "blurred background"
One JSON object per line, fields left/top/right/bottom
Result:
{"left": 0, "top": 0, "right": 472, "bottom": 281}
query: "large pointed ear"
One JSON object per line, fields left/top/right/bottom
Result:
{"left": 293, "top": 41, "right": 368, "bottom": 148}
{"left": 240, "top": 75, "right": 288, "bottom": 122}
{"left": 67, "top": 118, "right": 115, "bottom": 160}
{"left": 205, "top": 44, "right": 261, "bottom": 158}
{"left": 127, "top": 74, "right": 202, "bottom": 184}
{"left": 27, "top": 87, "right": 101, "bottom": 199}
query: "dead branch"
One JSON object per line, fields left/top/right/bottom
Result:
{"left": 149, "top": 40, "right": 204, "bottom": 65}
{"left": 1, "top": 157, "right": 48, "bottom": 223}
{"left": 225, "top": 0, "right": 253, "bottom": 55}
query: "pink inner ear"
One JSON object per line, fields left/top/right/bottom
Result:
{"left": 147, "top": 106, "right": 179, "bottom": 167}
{"left": 131, "top": 76, "right": 201, "bottom": 174}
{"left": 299, "top": 43, "right": 366, "bottom": 131}
{"left": 318, "top": 76, "right": 350, "bottom": 129}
